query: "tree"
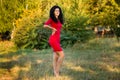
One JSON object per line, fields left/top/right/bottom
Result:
{"left": 86, "top": 0, "right": 120, "bottom": 26}
{"left": 0, "top": 0, "right": 24, "bottom": 33}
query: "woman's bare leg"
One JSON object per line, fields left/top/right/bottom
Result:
{"left": 53, "top": 52, "right": 59, "bottom": 76}
{"left": 56, "top": 51, "right": 64, "bottom": 76}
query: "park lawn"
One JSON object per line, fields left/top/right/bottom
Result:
{"left": 0, "top": 38, "right": 120, "bottom": 80}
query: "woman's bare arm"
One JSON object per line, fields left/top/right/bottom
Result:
{"left": 44, "top": 25, "right": 56, "bottom": 31}
{"left": 43, "top": 25, "right": 57, "bottom": 35}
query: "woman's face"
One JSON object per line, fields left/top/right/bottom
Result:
{"left": 54, "top": 8, "right": 60, "bottom": 17}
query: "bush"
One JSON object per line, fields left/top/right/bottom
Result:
{"left": 113, "top": 26, "right": 120, "bottom": 41}
{"left": 61, "top": 29, "right": 94, "bottom": 48}
{"left": 61, "top": 31, "right": 77, "bottom": 48}
{"left": 12, "top": 10, "right": 51, "bottom": 49}
{"left": 61, "top": 15, "right": 94, "bottom": 47}
{"left": 114, "top": 27, "right": 120, "bottom": 37}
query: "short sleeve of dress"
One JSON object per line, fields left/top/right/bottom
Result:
{"left": 44, "top": 18, "right": 52, "bottom": 25}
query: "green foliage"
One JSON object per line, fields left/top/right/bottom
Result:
{"left": 61, "top": 6, "right": 94, "bottom": 47}
{"left": 37, "top": 27, "right": 51, "bottom": 49}
{"left": 115, "top": 0, "right": 120, "bottom": 6}
{"left": 59, "top": 0, "right": 94, "bottom": 47}
{"left": 2, "top": 0, "right": 120, "bottom": 49}
{"left": 0, "top": 0, "right": 25, "bottom": 33}
{"left": 12, "top": 0, "right": 94, "bottom": 49}
{"left": 12, "top": 9, "right": 51, "bottom": 49}
{"left": 61, "top": 29, "right": 94, "bottom": 48}
{"left": 85, "top": 0, "right": 120, "bottom": 42}
{"left": 86, "top": 0, "right": 120, "bottom": 26}
{"left": 61, "top": 15, "right": 94, "bottom": 47}
{"left": 61, "top": 31, "right": 77, "bottom": 48}
{"left": 113, "top": 26, "right": 120, "bottom": 37}
{"left": 61, "top": 29, "right": 94, "bottom": 47}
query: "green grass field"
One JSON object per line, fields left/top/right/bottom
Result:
{"left": 0, "top": 38, "right": 120, "bottom": 80}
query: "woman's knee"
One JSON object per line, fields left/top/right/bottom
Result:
{"left": 57, "top": 51, "right": 64, "bottom": 58}
{"left": 53, "top": 53, "right": 59, "bottom": 58}
{"left": 61, "top": 52, "right": 64, "bottom": 58}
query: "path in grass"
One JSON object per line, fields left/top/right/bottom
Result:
{"left": 0, "top": 38, "right": 120, "bottom": 80}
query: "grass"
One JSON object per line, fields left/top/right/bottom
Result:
{"left": 0, "top": 38, "right": 120, "bottom": 80}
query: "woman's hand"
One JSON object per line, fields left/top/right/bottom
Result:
{"left": 52, "top": 28, "right": 57, "bottom": 35}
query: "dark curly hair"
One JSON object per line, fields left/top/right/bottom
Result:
{"left": 50, "top": 5, "right": 64, "bottom": 24}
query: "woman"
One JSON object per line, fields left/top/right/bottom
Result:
{"left": 44, "top": 5, "right": 65, "bottom": 77}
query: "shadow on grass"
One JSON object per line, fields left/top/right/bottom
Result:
{"left": 62, "top": 58, "right": 120, "bottom": 80}
{"left": 0, "top": 49, "right": 53, "bottom": 80}
{"left": 61, "top": 48, "right": 120, "bottom": 80}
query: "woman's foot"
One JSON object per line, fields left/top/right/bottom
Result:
{"left": 54, "top": 71, "right": 59, "bottom": 77}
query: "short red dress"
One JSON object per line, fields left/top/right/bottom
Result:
{"left": 44, "top": 18, "right": 63, "bottom": 52}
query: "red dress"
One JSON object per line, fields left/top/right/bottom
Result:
{"left": 44, "top": 18, "right": 63, "bottom": 52}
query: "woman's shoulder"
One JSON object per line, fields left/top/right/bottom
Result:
{"left": 48, "top": 18, "right": 53, "bottom": 21}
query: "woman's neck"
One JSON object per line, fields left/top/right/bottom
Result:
{"left": 56, "top": 16, "right": 58, "bottom": 19}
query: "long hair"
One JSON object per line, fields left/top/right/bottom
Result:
{"left": 50, "top": 5, "right": 64, "bottom": 24}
